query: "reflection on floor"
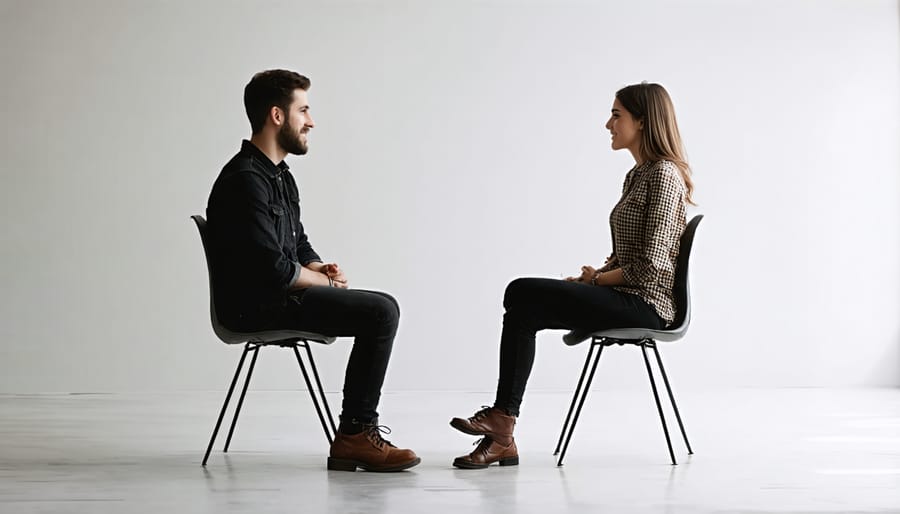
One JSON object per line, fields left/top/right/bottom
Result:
{"left": 1, "top": 388, "right": 899, "bottom": 513}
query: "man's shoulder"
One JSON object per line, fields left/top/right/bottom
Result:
{"left": 220, "top": 150, "right": 270, "bottom": 180}
{"left": 209, "top": 155, "right": 274, "bottom": 208}
{"left": 214, "top": 152, "right": 273, "bottom": 190}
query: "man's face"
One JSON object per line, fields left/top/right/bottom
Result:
{"left": 277, "top": 89, "right": 315, "bottom": 155}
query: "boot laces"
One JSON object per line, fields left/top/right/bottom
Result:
{"left": 472, "top": 437, "right": 494, "bottom": 456}
{"left": 470, "top": 406, "right": 493, "bottom": 422}
{"left": 362, "top": 423, "right": 396, "bottom": 449}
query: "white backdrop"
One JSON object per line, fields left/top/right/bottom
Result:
{"left": 1, "top": 0, "right": 898, "bottom": 393}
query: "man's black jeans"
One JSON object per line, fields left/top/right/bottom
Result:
{"left": 263, "top": 287, "right": 400, "bottom": 423}
{"left": 494, "top": 278, "right": 665, "bottom": 416}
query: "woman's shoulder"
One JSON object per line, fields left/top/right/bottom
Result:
{"left": 646, "top": 159, "right": 679, "bottom": 175}
{"left": 645, "top": 160, "right": 686, "bottom": 190}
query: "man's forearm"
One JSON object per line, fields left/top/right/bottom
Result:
{"left": 290, "top": 266, "right": 331, "bottom": 289}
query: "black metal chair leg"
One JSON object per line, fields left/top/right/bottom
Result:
{"left": 651, "top": 344, "right": 693, "bottom": 454}
{"left": 555, "top": 341, "right": 597, "bottom": 455}
{"left": 557, "top": 343, "right": 604, "bottom": 466}
{"left": 293, "top": 346, "right": 334, "bottom": 445}
{"left": 641, "top": 343, "right": 676, "bottom": 465}
{"left": 304, "top": 342, "right": 337, "bottom": 438}
{"left": 202, "top": 343, "right": 251, "bottom": 466}
{"left": 223, "top": 344, "right": 260, "bottom": 453}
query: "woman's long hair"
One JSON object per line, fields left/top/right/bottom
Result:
{"left": 616, "top": 83, "right": 696, "bottom": 205}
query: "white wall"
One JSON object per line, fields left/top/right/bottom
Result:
{"left": 1, "top": 0, "right": 898, "bottom": 393}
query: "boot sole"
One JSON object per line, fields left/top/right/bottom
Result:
{"left": 452, "top": 456, "right": 519, "bottom": 469}
{"left": 327, "top": 456, "right": 421, "bottom": 472}
{"left": 450, "top": 419, "right": 497, "bottom": 437}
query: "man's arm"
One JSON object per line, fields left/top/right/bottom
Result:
{"left": 209, "top": 172, "right": 299, "bottom": 292}
{"left": 290, "top": 265, "right": 332, "bottom": 289}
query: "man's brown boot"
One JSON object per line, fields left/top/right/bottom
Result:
{"left": 327, "top": 422, "right": 421, "bottom": 472}
{"left": 453, "top": 436, "right": 519, "bottom": 469}
{"left": 450, "top": 406, "right": 516, "bottom": 440}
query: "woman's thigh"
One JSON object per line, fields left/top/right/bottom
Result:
{"left": 503, "top": 277, "right": 658, "bottom": 331}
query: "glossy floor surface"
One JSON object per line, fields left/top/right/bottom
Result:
{"left": 2, "top": 388, "right": 899, "bottom": 513}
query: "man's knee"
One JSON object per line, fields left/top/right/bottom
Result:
{"left": 364, "top": 292, "right": 400, "bottom": 335}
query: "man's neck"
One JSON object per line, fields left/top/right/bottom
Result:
{"left": 248, "top": 135, "right": 287, "bottom": 166}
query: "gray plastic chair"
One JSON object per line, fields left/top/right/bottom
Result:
{"left": 555, "top": 214, "right": 703, "bottom": 466}
{"left": 191, "top": 215, "right": 337, "bottom": 466}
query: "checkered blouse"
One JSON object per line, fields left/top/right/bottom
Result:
{"left": 600, "top": 159, "right": 687, "bottom": 325}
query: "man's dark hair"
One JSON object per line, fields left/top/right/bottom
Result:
{"left": 243, "top": 70, "right": 311, "bottom": 134}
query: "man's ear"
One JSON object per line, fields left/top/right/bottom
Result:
{"left": 269, "top": 105, "right": 284, "bottom": 127}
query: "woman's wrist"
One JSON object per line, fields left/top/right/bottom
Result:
{"left": 591, "top": 271, "right": 602, "bottom": 286}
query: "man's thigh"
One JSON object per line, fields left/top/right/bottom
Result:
{"left": 268, "top": 287, "right": 399, "bottom": 337}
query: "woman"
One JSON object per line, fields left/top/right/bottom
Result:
{"left": 450, "top": 82, "right": 696, "bottom": 469}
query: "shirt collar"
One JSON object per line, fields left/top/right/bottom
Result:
{"left": 240, "top": 139, "right": 290, "bottom": 178}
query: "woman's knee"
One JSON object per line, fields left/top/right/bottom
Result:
{"left": 503, "top": 277, "right": 542, "bottom": 310}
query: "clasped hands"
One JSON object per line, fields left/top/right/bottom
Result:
{"left": 564, "top": 265, "right": 600, "bottom": 284}
{"left": 308, "top": 262, "right": 349, "bottom": 289}
{"left": 564, "top": 256, "right": 617, "bottom": 285}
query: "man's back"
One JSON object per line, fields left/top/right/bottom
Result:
{"left": 206, "top": 140, "right": 317, "bottom": 329}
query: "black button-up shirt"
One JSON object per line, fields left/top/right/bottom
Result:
{"left": 206, "top": 140, "right": 320, "bottom": 328}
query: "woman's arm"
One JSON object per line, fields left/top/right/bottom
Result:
{"left": 572, "top": 265, "right": 627, "bottom": 286}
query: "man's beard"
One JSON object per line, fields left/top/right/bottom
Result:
{"left": 277, "top": 120, "right": 308, "bottom": 155}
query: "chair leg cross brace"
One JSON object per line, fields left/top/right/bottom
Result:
{"left": 555, "top": 338, "right": 692, "bottom": 466}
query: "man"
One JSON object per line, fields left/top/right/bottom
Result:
{"left": 206, "top": 69, "right": 419, "bottom": 472}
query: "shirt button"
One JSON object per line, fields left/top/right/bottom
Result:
{"left": 292, "top": 231, "right": 296, "bottom": 237}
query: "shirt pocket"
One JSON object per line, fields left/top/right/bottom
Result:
{"left": 269, "top": 204, "right": 286, "bottom": 245}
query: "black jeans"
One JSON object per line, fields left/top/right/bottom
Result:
{"left": 264, "top": 286, "right": 400, "bottom": 423}
{"left": 494, "top": 278, "right": 665, "bottom": 416}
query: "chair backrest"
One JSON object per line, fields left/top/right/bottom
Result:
{"left": 191, "top": 215, "right": 246, "bottom": 344}
{"left": 665, "top": 214, "right": 703, "bottom": 336}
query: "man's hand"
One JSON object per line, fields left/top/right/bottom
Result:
{"left": 298, "top": 262, "right": 348, "bottom": 289}
{"left": 321, "top": 262, "right": 348, "bottom": 289}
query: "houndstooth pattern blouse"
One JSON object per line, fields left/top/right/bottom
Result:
{"left": 601, "top": 159, "right": 687, "bottom": 325}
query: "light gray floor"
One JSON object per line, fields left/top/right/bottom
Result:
{"left": 1, "top": 388, "right": 899, "bottom": 513}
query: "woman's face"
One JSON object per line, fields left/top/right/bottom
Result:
{"left": 605, "top": 98, "right": 642, "bottom": 154}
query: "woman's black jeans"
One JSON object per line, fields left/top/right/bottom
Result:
{"left": 265, "top": 287, "right": 400, "bottom": 424}
{"left": 494, "top": 278, "right": 664, "bottom": 416}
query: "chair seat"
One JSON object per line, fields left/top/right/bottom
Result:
{"left": 214, "top": 326, "right": 337, "bottom": 346}
{"left": 563, "top": 327, "right": 683, "bottom": 346}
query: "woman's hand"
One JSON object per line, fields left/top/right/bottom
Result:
{"left": 579, "top": 265, "right": 598, "bottom": 283}
{"left": 564, "top": 265, "right": 600, "bottom": 283}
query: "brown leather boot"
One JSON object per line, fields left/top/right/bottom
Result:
{"left": 453, "top": 436, "right": 519, "bottom": 469}
{"left": 327, "top": 423, "right": 421, "bottom": 472}
{"left": 450, "top": 406, "right": 516, "bottom": 439}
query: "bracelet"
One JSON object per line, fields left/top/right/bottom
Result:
{"left": 591, "top": 272, "right": 601, "bottom": 286}
{"left": 328, "top": 276, "right": 334, "bottom": 287}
